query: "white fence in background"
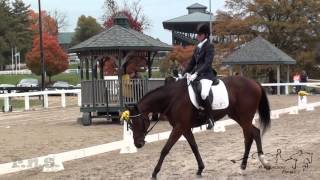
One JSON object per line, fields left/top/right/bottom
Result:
{"left": 261, "top": 82, "right": 320, "bottom": 95}
{"left": 0, "top": 69, "right": 32, "bottom": 75}
{"left": 0, "top": 68, "right": 81, "bottom": 75}
{"left": 1, "top": 81, "right": 320, "bottom": 113}
{"left": 0, "top": 89, "right": 81, "bottom": 112}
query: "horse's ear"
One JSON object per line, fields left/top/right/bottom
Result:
{"left": 125, "top": 103, "right": 138, "bottom": 112}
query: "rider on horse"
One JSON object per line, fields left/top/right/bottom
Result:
{"left": 183, "top": 23, "right": 217, "bottom": 129}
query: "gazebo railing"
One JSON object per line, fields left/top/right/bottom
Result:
{"left": 81, "top": 78, "right": 164, "bottom": 107}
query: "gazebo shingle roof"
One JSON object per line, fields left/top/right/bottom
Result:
{"left": 222, "top": 36, "right": 296, "bottom": 65}
{"left": 187, "top": 3, "right": 207, "bottom": 9}
{"left": 69, "top": 25, "right": 171, "bottom": 52}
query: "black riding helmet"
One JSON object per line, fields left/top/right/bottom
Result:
{"left": 196, "top": 24, "right": 210, "bottom": 37}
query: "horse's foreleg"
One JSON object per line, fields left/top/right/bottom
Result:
{"left": 152, "top": 127, "right": 183, "bottom": 179}
{"left": 183, "top": 130, "right": 205, "bottom": 176}
{"left": 252, "top": 126, "right": 271, "bottom": 170}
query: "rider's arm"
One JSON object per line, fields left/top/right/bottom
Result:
{"left": 183, "top": 49, "right": 197, "bottom": 74}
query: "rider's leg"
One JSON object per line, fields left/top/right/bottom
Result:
{"left": 200, "top": 79, "right": 214, "bottom": 129}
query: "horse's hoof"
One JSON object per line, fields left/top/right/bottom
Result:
{"left": 150, "top": 176, "right": 157, "bottom": 180}
{"left": 264, "top": 164, "right": 271, "bottom": 170}
{"left": 240, "top": 164, "right": 246, "bottom": 170}
{"left": 237, "top": 168, "right": 246, "bottom": 176}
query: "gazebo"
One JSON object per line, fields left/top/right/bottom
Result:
{"left": 69, "top": 14, "right": 171, "bottom": 125}
{"left": 163, "top": 3, "right": 214, "bottom": 45}
{"left": 222, "top": 36, "right": 296, "bottom": 95}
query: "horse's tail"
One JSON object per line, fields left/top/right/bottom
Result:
{"left": 258, "top": 84, "right": 271, "bottom": 135}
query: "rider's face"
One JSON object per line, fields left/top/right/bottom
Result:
{"left": 196, "top": 33, "right": 206, "bottom": 42}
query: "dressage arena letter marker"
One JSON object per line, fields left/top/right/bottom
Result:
{"left": 120, "top": 121, "right": 137, "bottom": 154}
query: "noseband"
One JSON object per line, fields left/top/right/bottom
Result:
{"left": 127, "top": 113, "right": 160, "bottom": 136}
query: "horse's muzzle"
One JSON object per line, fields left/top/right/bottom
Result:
{"left": 134, "top": 141, "right": 145, "bottom": 148}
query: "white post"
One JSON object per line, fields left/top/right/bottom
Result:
{"left": 120, "top": 120, "right": 137, "bottom": 154}
{"left": 24, "top": 95, "right": 30, "bottom": 111}
{"left": 4, "top": 97, "right": 10, "bottom": 112}
{"left": 77, "top": 92, "right": 81, "bottom": 106}
{"left": 44, "top": 94, "right": 48, "bottom": 108}
{"left": 15, "top": 46, "right": 17, "bottom": 75}
{"left": 286, "top": 65, "right": 289, "bottom": 95}
{"left": 61, "top": 93, "right": 66, "bottom": 108}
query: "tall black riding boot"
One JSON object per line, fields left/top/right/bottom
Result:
{"left": 203, "top": 97, "right": 214, "bottom": 130}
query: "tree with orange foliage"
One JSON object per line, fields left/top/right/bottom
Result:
{"left": 26, "top": 33, "right": 68, "bottom": 82}
{"left": 168, "top": 45, "right": 195, "bottom": 69}
{"left": 29, "top": 10, "right": 58, "bottom": 37}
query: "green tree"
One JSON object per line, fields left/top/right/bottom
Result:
{"left": 0, "top": 0, "right": 33, "bottom": 69}
{"left": 10, "top": 0, "right": 33, "bottom": 62}
{"left": 0, "top": 0, "right": 14, "bottom": 69}
{"left": 71, "top": 15, "right": 103, "bottom": 45}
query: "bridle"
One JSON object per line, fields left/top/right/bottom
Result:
{"left": 127, "top": 113, "right": 160, "bottom": 136}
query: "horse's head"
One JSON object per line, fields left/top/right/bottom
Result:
{"left": 124, "top": 104, "right": 150, "bottom": 148}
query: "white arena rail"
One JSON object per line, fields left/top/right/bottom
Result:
{"left": 261, "top": 82, "right": 320, "bottom": 95}
{"left": 0, "top": 89, "right": 81, "bottom": 112}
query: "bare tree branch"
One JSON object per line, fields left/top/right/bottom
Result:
{"left": 48, "top": 9, "right": 68, "bottom": 32}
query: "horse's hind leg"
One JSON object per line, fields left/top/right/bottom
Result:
{"left": 252, "top": 126, "right": 271, "bottom": 169}
{"left": 152, "top": 127, "right": 183, "bottom": 179}
{"left": 183, "top": 130, "right": 205, "bottom": 176}
{"left": 240, "top": 125, "right": 254, "bottom": 170}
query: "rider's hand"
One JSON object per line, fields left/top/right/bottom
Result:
{"left": 189, "top": 72, "right": 198, "bottom": 81}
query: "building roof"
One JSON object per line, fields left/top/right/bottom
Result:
{"left": 163, "top": 12, "right": 214, "bottom": 33}
{"left": 58, "top": 32, "right": 74, "bottom": 44}
{"left": 187, "top": 3, "right": 207, "bottom": 9}
{"left": 69, "top": 25, "right": 171, "bottom": 53}
{"left": 222, "top": 36, "right": 296, "bottom": 65}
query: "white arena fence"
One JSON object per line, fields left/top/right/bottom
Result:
{"left": 0, "top": 70, "right": 32, "bottom": 75}
{"left": 1, "top": 81, "right": 320, "bottom": 112}
{"left": 0, "top": 89, "right": 81, "bottom": 112}
{"left": 261, "top": 81, "right": 320, "bottom": 95}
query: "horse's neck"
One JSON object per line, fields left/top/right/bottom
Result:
{"left": 138, "top": 87, "right": 172, "bottom": 114}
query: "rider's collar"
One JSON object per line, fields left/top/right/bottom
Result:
{"left": 197, "top": 38, "right": 207, "bottom": 49}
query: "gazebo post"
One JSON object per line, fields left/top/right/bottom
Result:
{"left": 99, "top": 59, "right": 104, "bottom": 79}
{"left": 80, "top": 58, "right": 84, "bottom": 80}
{"left": 85, "top": 58, "right": 89, "bottom": 80}
{"left": 147, "top": 52, "right": 152, "bottom": 78}
{"left": 277, "top": 65, "right": 281, "bottom": 95}
{"left": 229, "top": 66, "right": 233, "bottom": 76}
{"left": 240, "top": 65, "right": 245, "bottom": 76}
{"left": 118, "top": 50, "right": 124, "bottom": 111}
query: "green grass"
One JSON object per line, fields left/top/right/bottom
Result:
{"left": 0, "top": 98, "right": 42, "bottom": 110}
{"left": 51, "top": 73, "right": 80, "bottom": 85}
{"left": 69, "top": 63, "right": 80, "bottom": 69}
{"left": 0, "top": 74, "right": 39, "bottom": 85}
{"left": 0, "top": 73, "right": 81, "bottom": 86}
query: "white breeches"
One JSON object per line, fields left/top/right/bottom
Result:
{"left": 200, "top": 79, "right": 213, "bottom": 100}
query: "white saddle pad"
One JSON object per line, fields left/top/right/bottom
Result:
{"left": 188, "top": 80, "right": 229, "bottom": 110}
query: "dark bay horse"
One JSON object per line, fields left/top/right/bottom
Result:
{"left": 125, "top": 75, "right": 271, "bottom": 179}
